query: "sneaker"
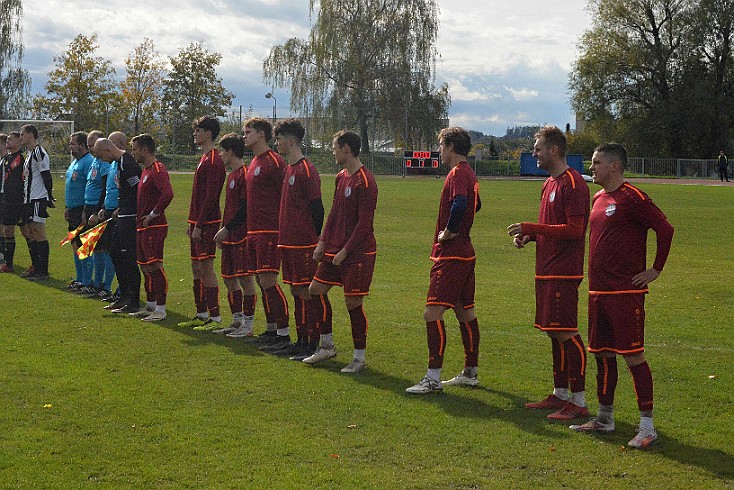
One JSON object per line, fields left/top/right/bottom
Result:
{"left": 406, "top": 376, "right": 443, "bottom": 394}
{"left": 95, "top": 289, "right": 112, "bottom": 300}
{"left": 141, "top": 311, "right": 167, "bottom": 322}
{"left": 65, "top": 280, "right": 83, "bottom": 291}
{"left": 569, "top": 417, "right": 615, "bottom": 433}
{"left": 627, "top": 426, "right": 658, "bottom": 449}
{"left": 104, "top": 299, "right": 127, "bottom": 310}
{"left": 302, "top": 346, "right": 337, "bottom": 364}
{"left": 102, "top": 291, "right": 120, "bottom": 302}
{"left": 177, "top": 316, "right": 209, "bottom": 328}
{"left": 442, "top": 370, "right": 479, "bottom": 387}
{"left": 20, "top": 266, "right": 36, "bottom": 278}
{"left": 243, "top": 329, "right": 277, "bottom": 343}
{"left": 341, "top": 359, "right": 366, "bottom": 373}
{"left": 28, "top": 273, "right": 50, "bottom": 281}
{"left": 0, "top": 264, "right": 15, "bottom": 273}
{"left": 112, "top": 304, "right": 141, "bottom": 314}
{"left": 129, "top": 307, "right": 155, "bottom": 318}
{"left": 192, "top": 318, "right": 222, "bottom": 331}
{"left": 259, "top": 335, "right": 292, "bottom": 352}
{"left": 547, "top": 402, "right": 590, "bottom": 420}
{"left": 226, "top": 323, "right": 255, "bottom": 338}
{"left": 272, "top": 341, "right": 306, "bottom": 357}
{"left": 214, "top": 320, "right": 242, "bottom": 335}
{"left": 524, "top": 394, "right": 568, "bottom": 410}
{"left": 76, "top": 285, "right": 97, "bottom": 295}
{"left": 289, "top": 344, "right": 316, "bottom": 361}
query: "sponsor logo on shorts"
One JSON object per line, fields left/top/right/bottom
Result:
{"left": 605, "top": 204, "right": 616, "bottom": 217}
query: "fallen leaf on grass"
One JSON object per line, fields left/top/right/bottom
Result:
{"left": 43, "top": 404, "right": 53, "bottom": 409}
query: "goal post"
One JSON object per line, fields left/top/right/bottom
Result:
{"left": 0, "top": 119, "right": 75, "bottom": 173}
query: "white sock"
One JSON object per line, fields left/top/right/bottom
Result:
{"left": 210, "top": 316, "right": 222, "bottom": 322}
{"left": 155, "top": 304, "right": 166, "bottom": 314}
{"left": 266, "top": 321, "right": 277, "bottom": 332}
{"left": 427, "top": 368, "right": 442, "bottom": 382}
{"left": 571, "top": 391, "right": 586, "bottom": 407}
{"left": 146, "top": 301, "right": 156, "bottom": 311}
{"left": 553, "top": 388, "right": 570, "bottom": 401}
{"left": 598, "top": 404, "right": 614, "bottom": 421}
{"left": 196, "top": 312, "right": 209, "bottom": 320}
{"left": 277, "top": 327, "right": 290, "bottom": 337}
{"left": 640, "top": 416, "right": 654, "bottom": 431}
{"left": 233, "top": 312, "right": 244, "bottom": 321}
{"left": 320, "top": 333, "right": 334, "bottom": 348}
{"left": 464, "top": 366, "right": 478, "bottom": 378}
{"left": 353, "top": 349, "right": 365, "bottom": 362}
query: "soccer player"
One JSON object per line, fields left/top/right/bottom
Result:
{"left": 0, "top": 132, "right": 7, "bottom": 266}
{"left": 273, "top": 118, "right": 325, "bottom": 359}
{"left": 93, "top": 138, "right": 142, "bottom": 314}
{"left": 305, "top": 130, "right": 378, "bottom": 374}
{"left": 570, "top": 142, "right": 674, "bottom": 449}
{"left": 97, "top": 132, "right": 124, "bottom": 306}
{"left": 177, "top": 116, "right": 226, "bottom": 330}
{"left": 212, "top": 133, "right": 258, "bottom": 336}
{"left": 131, "top": 134, "right": 173, "bottom": 322}
{"left": 18, "top": 124, "right": 55, "bottom": 281}
{"left": 406, "top": 127, "right": 482, "bottom": 394}
{"left": 242, "top": 117, "right": 291, "bottom": 351}
{"left": 0, "top": 131, "right": 26, "bottom": 274}
{"left": 506, "top": 125, "right": 590, "bottom": 420}
{"left": 64, "top": 132, "right": 94, "bottom": 290}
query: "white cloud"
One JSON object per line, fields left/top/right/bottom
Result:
{"left": 505, "top": 86, "right": 539, "bottom": 102}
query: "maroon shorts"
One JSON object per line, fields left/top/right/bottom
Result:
{"left": 246, "top": 232, "right": 280, "bottom": 274}
{"left": 280, "top": 246, "right": 317, "bottom": 285}
{"left": 313, "top": 255, "right": 375, "bottom": 296}
{"left": 534, "top": 279, "right": 581, "bottom": 332}
{"left": 588, "top": 292, "right": 646, "bottom": 355}
{"left": 137, "top": 225, "right": 167, "bottom": 265}
{"left": 189, "top": 223, "right": 219, "bottom": 261}
{"left": 426, "top": 258, "right": 475, "bottom": 309}
{"left": 221, "top": 238, "right": 249, "bottom": 278}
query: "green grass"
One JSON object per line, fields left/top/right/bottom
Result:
{"left": 1, "top": 175, "right": 732, "bottom": 488}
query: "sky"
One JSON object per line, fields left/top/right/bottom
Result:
{"left": 21, "top": 0, "right": 591, "bottom": 137}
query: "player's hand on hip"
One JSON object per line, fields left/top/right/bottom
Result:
{"left": 631, "top": 268, "right": 660, "bottom": 288}
{"left": 332, "top": 248, "right": 348, "bottom": 266}
{"left": 313, "top": 241, "right": 325, "bottom": 261}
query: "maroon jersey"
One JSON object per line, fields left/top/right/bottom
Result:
{"left": 431, "top": 162, "right": 479, "bottom": 261}
{"left": 279, "top": 157, "right": 322, "bottom": 247}
{"left": 222, "top": 165, "right": 247, "bottom": 244}
{"left": 321, "top": 165, "right": 378, "bottom": 264}
{"left": 589, "top": 182, "right": 674, "bottom": 292}
{"left": 246, "top": 149, "right": 286, "bottom": 233}
{"left": 137, "top": 160, "right": 174, "bottom": 227}
{"left": 535, "top": 168, "right": 589, "bottom": 278}
{"left": 187, "top": 149, "right": 226, "bottom": 227}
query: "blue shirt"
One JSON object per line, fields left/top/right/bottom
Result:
{"left": 84, "top": 157, "right": 110, "bottom": 206}
{"left": 104, "top": 159, "right": 119, "bottom": 210}
{"left": 65, "top": 152, "right": 93, "bottom": 208}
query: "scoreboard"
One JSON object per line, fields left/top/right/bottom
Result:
{"left": 404, "top": 150, "right": 440, "bottom": 168}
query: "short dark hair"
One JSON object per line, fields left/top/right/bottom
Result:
{"left": 219, "top": 132, "right": 246, "bottom": 159}
{"left": 334, "top": 130, "right": 361, "bottom": 157}
{"left": 20, "top": 124, "right": 39, "bottom": 140}
{"left": 193, "top": 115, "right": 221, "bottom": 141}
{"left": 131, "top": 133, "right": 156, "bottom": 154}
{"left": 438, "top": 127, "right": 471, "bottom": 156}
{"left": 71, "top": 131, "right": 89, "bottom": 148}
{"left": 274, "top": 118, "right": 305, "bottom": 143}
{"left": 244, "top": 117, "right": 273, "bottom": 143}
{"left": 535, "top": 125, "right": 567, "bottom": 157}
{"left": 0, "top": 133, "right": 8, "bottom": 144}
{"left": 88, "top": 130, "right": 104, "bottom": 140}
{"left": 594, "top": 142, "right": 628, "bottom": 170}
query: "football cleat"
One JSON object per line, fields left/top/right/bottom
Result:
{"left": 406, "top": 376, "right": 443, "bottom": 394}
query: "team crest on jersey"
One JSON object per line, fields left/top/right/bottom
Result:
{"left": 229, "top": 179, "right": 235, "bottom": 189}
{"left": 143, "top": 174, "right": 148, "bottom": 184}
{"left": 605, "top": 204, "right": 616, "bottom": 217}
{"left": 289, "top": 175, "right": 296, "bottom": 185}
{"left": 91, "top": 168, "right": 98, "bottom": 179}
{"left": 549, "top": 190, "right": 556, "bottom": 202}
{"left": 254, "top": 166, "right": 261, "bottom": 176}
{"left": 344, "top": 186, "right": 352, "bottom": 197}
{"left": 72, "top": 171, "right": 78, "bottom": 181}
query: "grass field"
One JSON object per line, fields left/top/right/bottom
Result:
{"left": 1, "top": 174, "right": 732, "bottom": 488}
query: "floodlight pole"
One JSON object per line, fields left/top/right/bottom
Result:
{"left": 265, "top": 92, "right": 277, "bottom": 122}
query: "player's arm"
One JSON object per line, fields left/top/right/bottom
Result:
{"left": 439, "top": 194, "right": 467, "bottom": 242}
{"left": 510, "top": 215, "right": 586, "bottom": 240}
{"left": 41, "top": 169, "right": 55, "bottom": 207}
{"left": 342, "top": 181, "right": 377, "bottom": 256}
{"left": 309, "top": 198, "right": 325, "bottom": 236}
{"left": 151, "top": 169, "right": 174, "bottom": 216}
{"left": 631, "top": 203, "right": 674, "bottom": 287}
{"left": 196, "top": 163, "right": 223, "bottom": 229}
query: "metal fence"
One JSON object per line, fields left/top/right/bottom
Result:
{"left": 47, "top": 152, "right": 724, "bottom": 179}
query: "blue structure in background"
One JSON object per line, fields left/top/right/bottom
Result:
{"left": 520, "top": 153, "right": 586, "bottom": 176}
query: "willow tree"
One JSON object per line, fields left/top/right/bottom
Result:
{"left": 263, "top": 0, "right": 449, "bottom": 153}
{"left": 0, "top": 0, "right": 31, "bottom": 120}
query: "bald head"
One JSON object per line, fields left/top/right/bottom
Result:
{"left": 109, "top": 131, "right": 127, "bottom": 150}
{"left": 94, "top": 138, "right": 124, "bottom": 162}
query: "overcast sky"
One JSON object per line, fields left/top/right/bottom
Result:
{"left": 22, "top": 0, "right": 591, "bottom": 137}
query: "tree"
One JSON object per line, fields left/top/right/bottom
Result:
{"left": 263, "top": 0, "right": 450, "bottom": 154}
{"left": 120, "top": 38, "right": 166, "bottom": 136}
{"left": 32, "top": 34, "right": 119, "bottom": 131}
{"left": 0, "top": 0, "right": 31, "bottom": 121}
{"left": 162, "top": 42, "right": 234, "bottom": 152}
